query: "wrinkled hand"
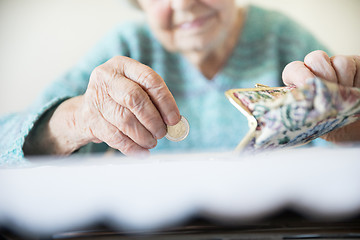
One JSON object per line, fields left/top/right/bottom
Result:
{"left": 282, "top": 50, "right": 360, "bottom": 143}
{"left": 75, "top": 56, "right": 180, "bottom": 155}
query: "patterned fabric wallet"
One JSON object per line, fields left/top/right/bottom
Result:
{"left": 225, "top": 78, "right": 360, "bottom": 152}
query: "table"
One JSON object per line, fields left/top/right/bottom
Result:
{"left": 1, "top": 147, "right": 360, "bottom": 239}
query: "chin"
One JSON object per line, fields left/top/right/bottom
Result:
{"left": 176, "top": 37, "right": 217, "bottom": 53}
{"left": 179, "top": 28, "right": 225, "bottom": 53}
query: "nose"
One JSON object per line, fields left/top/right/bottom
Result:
{"left": 171, "top": 0, "right": 196, "bottom": 10}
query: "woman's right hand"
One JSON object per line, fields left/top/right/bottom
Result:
{"left": 25, "top": 56, "right": 181, "bottom": 157}
{"left": 76, "top": 56, "right": 181, "bottom": 155}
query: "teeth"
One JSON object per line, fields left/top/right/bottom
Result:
{"left": 178, "top": 14, "right": 211, "bottom": 30}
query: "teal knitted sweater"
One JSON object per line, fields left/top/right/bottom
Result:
{"left": 0, "top": 5, "right": 329, "bottom": 165}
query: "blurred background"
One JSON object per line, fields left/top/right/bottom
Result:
{"left": 0, "top": 0, "right": 359, "bottom": 115}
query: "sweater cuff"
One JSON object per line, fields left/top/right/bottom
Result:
{"left": 0, "top": 97, "right": 70, "bottom": 166}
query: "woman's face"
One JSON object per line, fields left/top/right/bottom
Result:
{"left": 138, "top": 0, "right": 237, "bottom": 54}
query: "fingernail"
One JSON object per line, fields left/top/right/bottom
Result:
{"left": 155, "top": 126, "right": 167, "bottom": 140}
{"left": 148, "top": 137, "right": 158, "bottom": 148}
{"left": 166, "top": 111, "right": 180, "bottom": 125}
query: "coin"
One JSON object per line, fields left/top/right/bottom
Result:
{"left": 165, "top": 115, "right": 190, "bottom": 142}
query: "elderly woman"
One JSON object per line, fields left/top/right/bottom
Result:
{"left": 1, "top": 0, "right": 359, "bottom": 163}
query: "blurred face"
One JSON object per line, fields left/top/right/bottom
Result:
{"left": 138, "top": 0, "right": 237, "bottom": 54}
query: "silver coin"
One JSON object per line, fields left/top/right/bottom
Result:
{"left": 165, "top": 116, "right": 190, "bottom": 142}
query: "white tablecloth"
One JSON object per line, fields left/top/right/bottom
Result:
{"left": 0, "top": 147, "right": 359, "bottom": 237}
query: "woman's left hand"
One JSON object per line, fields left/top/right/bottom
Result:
{"left": 282, "top": 50, "right": 360, "bottom": 143}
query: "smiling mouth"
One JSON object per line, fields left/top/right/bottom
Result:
{"left": 177, "top": 13, "right": 216, "bottom": 30}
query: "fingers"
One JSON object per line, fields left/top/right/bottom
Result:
{"left": 89, "top": 113, "right": 150, "bottom": 156}
{"left": 304, "top": 50, "right": 338, "bottom": 84}
{"left": 84, "top": 56, "right": 180, "bottom": 156}
{"left": 305, "top": 51, "right": 360, "bottom": 87}
{"left": 331, "top": 55, "right": 360, "bottom": 87}
{"left": 110, "top": 56, "right": 181, "bottom": 126}
{"left": 98, "top": 96, "right": 158, "bottom": 149}
{"left": 282, "top": 61, "right": 316, "bottom": 87}
{"left": 330, "top": 55, "right": 354, "bottom": 86}
{"left": 354, "top": 56, "right": 360, "bottom": 87}
{"left": 283, "top": 50, "right": 360, "bottom": 88}
{"left": 107, "top": 72, "right": 167, "bottom": 140}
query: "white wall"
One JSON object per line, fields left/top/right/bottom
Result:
{"left": 0, "top": 0, "right": 359, "bottom": 115}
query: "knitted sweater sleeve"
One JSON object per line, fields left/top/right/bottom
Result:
{"left": 0, "top": 24, "right": 132, "bottom": 166}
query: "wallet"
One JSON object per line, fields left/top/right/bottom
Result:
{"left": 225, "top": 78, "right": 360, "bottom": 152}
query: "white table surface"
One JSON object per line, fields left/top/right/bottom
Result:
{"left": 0, "top": 147, "right": 359, "bottom": 237}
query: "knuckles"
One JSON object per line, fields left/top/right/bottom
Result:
{"left": 89, "top": 56, "right": 129, "bottom": 85}
{"left": 137, "top": 67, "right": 162, "bottom": 89}
{"left": 123, "top": 86, "right": 148, "bottom": 111}
{"left": 90, "top": 64, "right": 108, "bottom": 83}
{"left": 332, "top": 55, "right": 357, "bottom": 75}
{"left": 304, "top": 50, "right": 329, "bottom": 66}
{"left": 82, "top": 55, "right": 166, "bottom": 155}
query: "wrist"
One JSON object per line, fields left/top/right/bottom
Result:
{"left": 24, "top": 96, "right": 93, "bottom": 156}
{"left": 48, "top": 96, "right": 93, "bottom": 154}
